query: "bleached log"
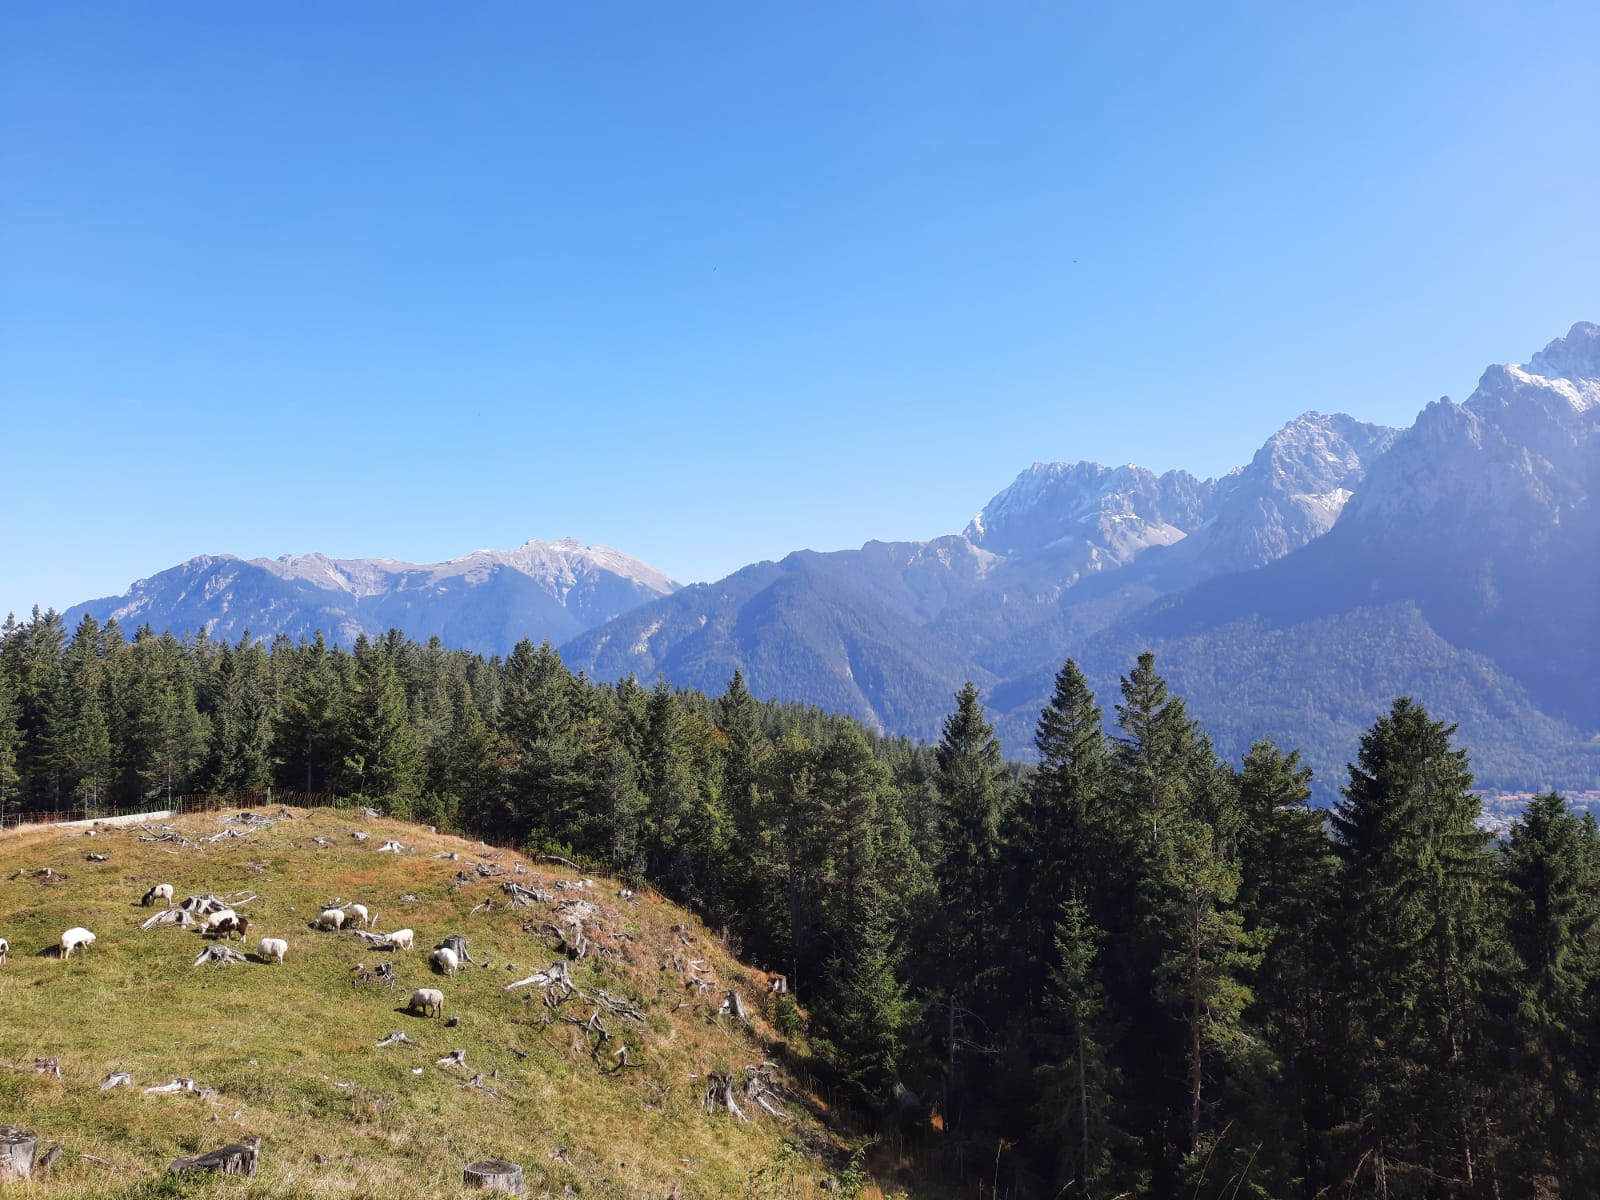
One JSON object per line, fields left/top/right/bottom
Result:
{"left": 361, "top": 805, "right": 382, "bottom": 820}
{"left": 142, "top": 908, "right": 195, "bottom": 930}
{"left": 85, "top": 852, "right": 109, "bottom": 862}
{"left": 437, "top": 1049, "right": 467, "bottom": 1068}
{"left": 0, "top": 1126, "right": 38, "bottom": 1181}
{"left": 144, "top": 1077, "right": 196, "bottom": 1094}
{"left": 462, "top": 1158, "right": 523, "bottom": 1192}
{"left": 502, "top": 881, "right": 552, "bottom": 906}
{"left": 100, "top": 1070, "right": 134, "bottom": 1090}
{"left": 375, "top": 1031, "right": 416, "bottom": 1047}
{"left": 352, "top": 831, "right": 369, "bottom": 841}
{"left": 503, "top": 960, "right": 572, "bottom": 992}
{"left": 169, "top": 1136, "right": 260, "bottom": 1177}
{"left": 375, "top": 840, "right": 405, "bottom": 853}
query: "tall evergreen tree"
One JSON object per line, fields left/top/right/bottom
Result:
{"left": 932, "top": 682, "right": 1008, "bottom": 982}
{"left": 1501, "top": 791, "right": 1600, "bottom": 1194}
{"left": 1017, "top": 658, "right": 1114, "bottom": 998}
{"left": 1033, "top": 897, "right": 1120, "bottom": 1198}
{"left": 1325, "top": 698, "right": 1498, "bottom": 1199}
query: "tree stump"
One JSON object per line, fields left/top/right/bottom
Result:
{"left": 0, "top": 1127, "right": 39, "bottom": 1182}
{"left": 169, "top": 1136, "right": 260, "bottom": 1177}
{"left": 463, "top": 1158, "right": 524, "bottom": 1193}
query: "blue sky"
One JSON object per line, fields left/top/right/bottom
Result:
{"left": 3, "top": 2, "right": 1597, "bottom": 619}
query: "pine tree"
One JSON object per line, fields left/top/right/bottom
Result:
{"left": 1234, "top": 739, "right": 1336, "bottom": 1194}
{"left": 1115, "top": 651, "right": 1209, "bottom": 845}
{"left": 1034, "top": 897, "right": 1119, "bottom": 1197}
{"left": 821, "top": 898, "right": 911, "bottom": 1107}
{"left": 1325, "top": 698, "right": 1498, "bottom": 1199}
{"left": 1501, "top": 792, "right": 1600, "bottom": 1193}
{"left": 933, "top": 682, "right": 1008, "bottom": 982}
{"left": 1018, "top": 658, "right": 1114, "bottom": 998}
{"left": 1151, "top": 818, "right": 1260, "bottom": 1159}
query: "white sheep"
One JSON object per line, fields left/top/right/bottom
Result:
{"left": 407, "top": 987, "right": 444, "bottom": 1018}
{"left": 429, "top": 946, "right": 459, "bottom": 978}
{"left": 315, "top": 908, "right": 347, "bottom": 931}
{"left": 257, "top": 937, "right": 288, "bottom": 964}
{"left": 345, "top": 903, "right": 371, "bottom": 929}
{"left": 141, "top": 883, "right": 175, "bottom": 908}
{"left": 386, "top": 928, "right": 415, "bottom": 951}
{"left": 0, "top": 936, "right": 8, "bottom": 965}
{"left": 60, "top": 927, "right": 96, "bottom": 959}
{"left": 202, "top": 908, "right": 237, "bottom": 936}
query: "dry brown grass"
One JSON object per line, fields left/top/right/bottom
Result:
{"left": 0, "top": 807, "right": 916, "bottom": 1199}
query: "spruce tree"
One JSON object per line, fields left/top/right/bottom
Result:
{"left": 1326, "top": 698, "right": 1498, "bottom": 1198}
{"left": 1033, "top": 897, "right": 1119, "bottom": 1197}
{"left": 1019, "top": 658, "right": 1113, "bottom": 998}
{"left": 1501, "top": 791, "right": 1600, "bottom": 1193}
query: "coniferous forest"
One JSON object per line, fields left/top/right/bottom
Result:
{"left": 2, "top": 606, "right": 1596, "bottom": 1198}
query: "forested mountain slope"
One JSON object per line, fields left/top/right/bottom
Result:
{"left": 61, "top": 539, "right": 678, "bottom": 655}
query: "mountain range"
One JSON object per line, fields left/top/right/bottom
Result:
{"left": 60, "top": 324, "right": 1600, "bottom": 801}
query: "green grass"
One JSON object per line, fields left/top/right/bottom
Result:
{"left": 0, "top": 808, "right": 901, "bottom": 1199}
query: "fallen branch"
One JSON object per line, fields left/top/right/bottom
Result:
{"left": 375, "top": 1032, "right": 416, "bottom": 1048}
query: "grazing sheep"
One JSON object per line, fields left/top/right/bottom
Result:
{"left": 345, "top": 903, "right": 372, "bottom": 929}
{"left": 202, "top": 908, "right": 237, "bottom": 936}
{"left": 429, "top": 946, "right": 459, "bottom": 978}
{"left": 60, "top": 927, "right": 96, "bottom": 959}
{"left": 141, "top": 883, "right": 175, "bottom": 908}
{"left": 314, "top": 908, "right": 347, "bottom": 931}
{"left": 407, "top": 987, "right": 444, "bottom": 1018}
{"left": 437, "top": 934, "right": 477, "bottom": 964}
{"left": 0, "top": 936, "right": 8, "bottom": 965}
{"left": 257, "top": 937, "right": 288, "bottom": 964}
{"left": 211, "top": 915, "right": 249, "bottom": 941}
{"left": 386, "top": 928, "right": 415, "bottom": 951}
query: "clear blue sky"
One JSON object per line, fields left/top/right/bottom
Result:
{"left": 3, "top": 2, "right": 1597, "bottom": 619}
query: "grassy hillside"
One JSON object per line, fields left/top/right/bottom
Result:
{"left": 0, "top": 808, "right": 920, "bottom": 1198}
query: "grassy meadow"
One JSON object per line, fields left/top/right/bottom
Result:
{"left": 0, "top": 807, "right": 901, "bottom": 1199}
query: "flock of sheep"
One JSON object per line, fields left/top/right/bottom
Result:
{"left": 0, "top": 876, "right": 476, "bottom": 1022}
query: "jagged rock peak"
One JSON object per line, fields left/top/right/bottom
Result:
{"left": 965, "top": 461, "right": 1210, "bottom": 560}
{"left": 1524, "top": 321, "right": 1600, "bottom": 385}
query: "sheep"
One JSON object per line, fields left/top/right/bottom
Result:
{"left": 141, "top": 883, "right": 175, "bottom": 908}
{"left": 211, "top": 915, "right": 249, "bottom": 941}
{"left": 0, "top": 936, "right": 8, "bottom": 965}
{"left": 436, "top": 934, "right": 477, "bottom": 964}
{"left": 314, "top": 908, "right": 347, "bottom": 931}
{"left": 60, "top": 927, "right": 96, "bottom": 959}
{"left": 258, "top": 937, "right": 288, "bottom": 964}
{"left": 345, "top": 903, "right": 372, "bottom": 929}
{"left": 385, "top": 928, "right": 415, "bottom": 951}
{"left": 406, "top": 987, "right": 444, "bottom": 1018}
{"left": 202, "top": 908, "right": 237, "bottom": 936}
{"left": 429, "top": 946, "right": 459, "bottom": 978}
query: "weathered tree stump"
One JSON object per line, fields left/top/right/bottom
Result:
{"left": 169, "top": 1135, "right": 260, "bottom": 1177}
{"left": 463, "top": 1158, "right": 524, "bottom": 1192}
{"left": 0, "top": 1126, "right": 39, "bottom": 1182}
